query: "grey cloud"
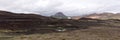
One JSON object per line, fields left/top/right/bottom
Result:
{"left": 0, "top": 0, "right": 120, "bottom": 16}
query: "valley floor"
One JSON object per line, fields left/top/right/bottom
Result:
{"left": 2, "top": 26, "right": 120, "bottom": 40}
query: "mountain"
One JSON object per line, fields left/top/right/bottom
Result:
{"left": 0, "top": 10, "right": 88, "bottom": 33}
{"left": 0, "top": 10, "right": 56, "bottom": 31}
{"left": 83, "top": 12, "right": 120, "bottom": 20}
{"left": 1, "top": 11, "right": 120, "bottom": 40}
{"left": 0, "top": 10, "right": 54, "bottom": 20}
{"left": 51, "top": 12, "right": 68, "bottom": 19}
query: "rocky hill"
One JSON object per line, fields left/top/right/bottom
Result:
{"left": 83, "top": 12, "right": 120, "bottom": 20}
{"left": 51, "top": 12, "right": 68, "bottom": 19}
{"left": 0, "top": 11, "right": 55, "bottom": 31}
{"left": 0, "top": 10, "right": 88, "bottom": 33}
{"left": 1, "top": 11, "right": 120, "bottom": 40}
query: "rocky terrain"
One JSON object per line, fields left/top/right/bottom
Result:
{"left": 3, "top": 19, "right": 120, "bottom": 40}
{"left": 0, "top": 11, "right": 120, "bottom": 40}
{"left": 0, "top": 10, "right": 88, "bottom": 33}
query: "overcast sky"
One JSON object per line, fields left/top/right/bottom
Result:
{"left": 0, "top": 0, "right": 120, "bottom": 16}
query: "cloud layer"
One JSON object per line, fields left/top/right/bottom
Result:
{"left": 0, "top": 0, "right": 120, "bottom": 16}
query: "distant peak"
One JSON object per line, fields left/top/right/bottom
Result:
{"left": 51, "top": 12, "right": 68, "bottom": 19}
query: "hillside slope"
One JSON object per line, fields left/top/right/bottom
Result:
{"left": 84, "top": 12, "right": 120, "bottom": 19}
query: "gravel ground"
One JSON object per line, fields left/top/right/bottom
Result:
{"left": 6, "top": 26, "right": 120, "bottom": 40}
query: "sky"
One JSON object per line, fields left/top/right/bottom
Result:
{"left": 0, "top": 0, "right": 120, "bottom": 16}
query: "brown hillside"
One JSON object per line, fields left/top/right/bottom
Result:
{"left": 84, "top": 12, "right": 120, "bottom": 19}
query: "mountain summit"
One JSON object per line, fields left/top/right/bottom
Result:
{"left": 51, "top": 12, "right": 68, "bottom": 19}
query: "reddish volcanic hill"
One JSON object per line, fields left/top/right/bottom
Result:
{"left": 83, "top": 12, "right": 120, "bottom": 20}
